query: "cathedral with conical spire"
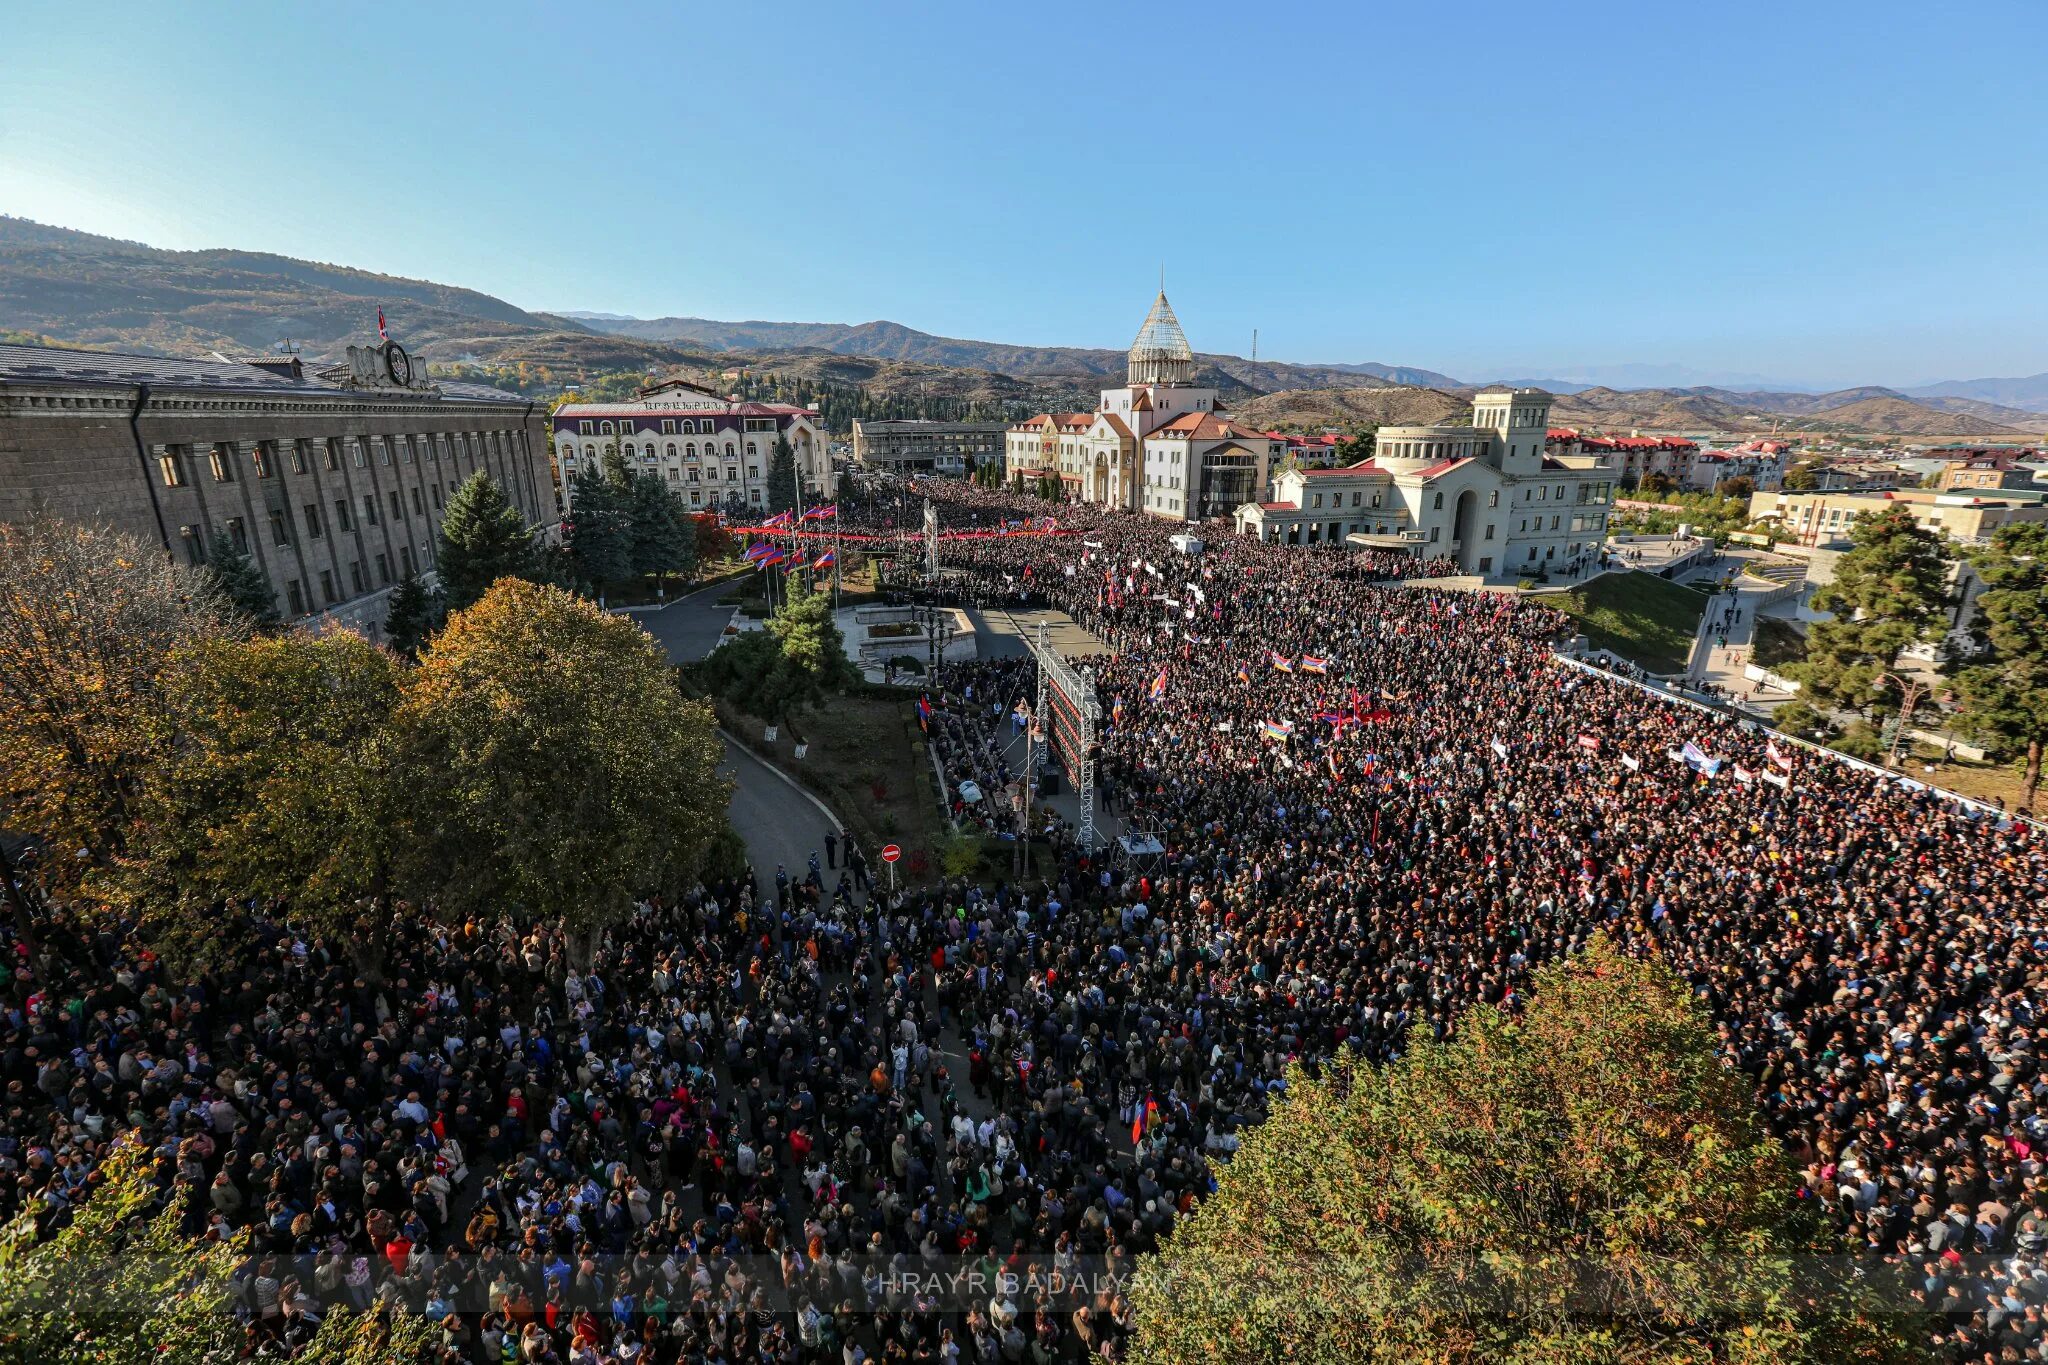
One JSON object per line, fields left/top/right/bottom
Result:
{"left": 1126, "top": 291, "right": 1195, "bottom": 387}
{"left": 1004, "top": 288, "right": 1277, "bottom": 521}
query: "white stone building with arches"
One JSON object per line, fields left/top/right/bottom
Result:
{"left": 1234, "top": 388, "right": 1617, "bottom": 580}
{"left": 552, "top": 376, "right": 833, "bottom": 517}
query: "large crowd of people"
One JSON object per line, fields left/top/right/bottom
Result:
{"left": 2, "top": 476, "right": 2044, "bottom": 1363}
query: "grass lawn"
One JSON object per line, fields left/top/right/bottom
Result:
{"left": 1554, "top": 572, "right": 1708, "bottom": 674}
{"left": 717, "top": 692, "right": 953, "bottom": 877}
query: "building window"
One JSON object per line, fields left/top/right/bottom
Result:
{"left": 401, "top": 436, "right": 415, "bottom": 464}
{"left": 390, "top": 490, "right": 402, "bottom": 521}
{"left": 208, "top": 444, "right": 235, "bottom": 482}
{"left": 748, "top": 465, "right": 759, "bottom": 479}
{"left": 349, "top": 561, "right": 366, "bottom": 594}
{"left": 335, "top": 499, "right": 353, "bottom": 533}
{"left": 251, "top": 442, "right": 274, "bottom": 478}
{"left": 286, "top": 579, "right": 306, "bottom": 615}
{"left": 1484, "top": 524, "right": 1494, "bottom": 540}
{"left": 431, "top": 484, "right": 443, "bottom": 511}
{"left": 363, "top": 494, "right": 379, "bottom": 527}
{"left": 412, "top": 486, "right": 425, "bottom": 515}
{"left": 269, "top": 510, "right": 290, "bottom": 547}
{"left": 579, "top": 420, "right": 593, "bottom": 435}
{"left": 304, "top": 503, "right": 323, "bottom": 538}
{"left": 375, "top": 552, "right": 390, "bottom": 584}
{"left": 401, "top": 545, "right": 415, "bottom": 576}
{"left": 1430, "top": 527, "right": 1440, "bottom": 542}
{"left": 377, "top": 437, "right": 391, "bottom": 466}
{"left": 226, "top": 517, "right": 249, "bottom": 553}
{"left": 324, "top": 441, "right": 340, "bottom": 472}
{"left": 1488, "top": 490, "right": 1499, "bottom": 507}
{"left": 1431, "top": 491, "right": 1443, "bottom": 510}
{"left": 726, "top": 467, "right": 737, "bottom": 482}
{"left": 319, "top": 569, "right": 337, "bottom": 604}
{"left": 690, "top": 490, "right": 702, "bottom": 505}
{"left": 351, "top": 440, "right": 365, "bottom": 469}
{"left": 179, "top": 525, "right": 204, "bottom": 565}
{"left": 660, "top": 420, "right": 676, "bottom": 434}
{"left": 158, "top": 447, "right": 186, "bottom": 487}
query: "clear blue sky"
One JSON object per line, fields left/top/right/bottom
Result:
{"left": 2, "top": 0, "right": 2042, "bottom": 387}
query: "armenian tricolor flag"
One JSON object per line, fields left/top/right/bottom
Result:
{"left": 812, "top": 550, "right": 836, "bottom": 571}
{"left": 743, "top": 542, "right": 775, "bottom": 562}
{"left": 802, "top": 504, "right": 838, "bottom": 521}
{"left": 1259, "top": 720, "right": 1295, "bottom": 741}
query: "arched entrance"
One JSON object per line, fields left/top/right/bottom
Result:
{"left": 1451, "top": 488, "right": 1478, "bottom": 570}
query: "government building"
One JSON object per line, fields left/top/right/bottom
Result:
{"left": 553, "top": 377, "right": 833, "bottom": 515}
{"left": 0, "top": 337, "right": 552, "bottom": 633}
{"left": 1004, "top": 293, "right": 1279, "bottom": 520}
{"left": 1234, "top": 388, "right": 1617, "bottom": 579}
{"left": 852, "top": 419, "right": 1007, "bottom": 477}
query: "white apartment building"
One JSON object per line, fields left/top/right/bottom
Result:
{"left": 553, "top": 376, "right": 833, "bottom": 515}
{"left": 1235, "top": 388, "right": 1616, "bottom": 579}
{"left": 1004, "top": 293, "right": 1279, "bottom": 521}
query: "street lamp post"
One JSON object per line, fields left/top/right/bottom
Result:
{"left": 1875, "top": 671, "right": 1932, "bottom": 768}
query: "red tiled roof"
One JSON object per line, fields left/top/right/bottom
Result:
{"left": 1411, "top": 456, "right": 1472, "bottom": 480}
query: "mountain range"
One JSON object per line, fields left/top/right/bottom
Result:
{"left": 2, "top": 217, "right": 2041, "bottom": 439}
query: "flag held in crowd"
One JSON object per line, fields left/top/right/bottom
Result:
{"left": 1681, "top": 741, "right": 1723, "bottom": 777}
{"left": 1149, "top": 666, "right": 1169, "bottom": 701}
{"left": 1576, "top": 733, "right": 1600, "bottom": 752}
{"left": 1299, "top": 655, "right": 1329, "bottom": 674}
{"left": 1259, "top": 719, "right": 1295, "bottom": 741}
{"left": 1269, "top": 651, "right": 1294, "bottom": 673}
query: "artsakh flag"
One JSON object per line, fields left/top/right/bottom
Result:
{"left": 1149, "top": 666, "right": 1168, "bottom": 700}
{"left": 377, "top": 307, "right": 388, "bottom": 341}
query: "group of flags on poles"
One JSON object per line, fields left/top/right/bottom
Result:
{"left": 743, "top": 541, "right": 836, "bottom": 572}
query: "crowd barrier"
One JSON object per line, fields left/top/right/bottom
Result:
{"left": 1550, "top": 651, "right": 2040, "bottom": 831}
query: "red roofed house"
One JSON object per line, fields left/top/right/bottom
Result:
{"left": 1004, "top": 292, "right": 1279, "bottom": 520}
{"left": 1235, "top": 388, "right": 1618, "bottom": 580}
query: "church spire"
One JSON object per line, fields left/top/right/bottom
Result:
{"left": 1128, "top": 290, "right": 1194, "bottom": 387}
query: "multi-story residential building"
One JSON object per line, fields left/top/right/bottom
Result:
{"left": 1809, "top": 460, "right": 1902, "bottom": 492}
{"left": 1004, "top": 293, "right": 1279, "bottom": 521}
{"left": 1749, "top": 486, "right": 2048, "bottom": 548}
{"left": 1547, "top": 430, "right": 1699, "bottom": 488}
{"left": 0, "top": 337, "right": 551, "bottom": 635}
{"left": 553, "top": 376, "right": 832, "bottom": 515}
{"left": 851, "top": 419, "right": 1008, "bottom": 476}
{"left": 1684, "top": 441, "right": 1792, "bottom": 492}
{"left": 1236, "top": 388, "right": 1616, "bottom": 579}
{"left": 1935, "top": 451, "right": 2044, "bottom": 491}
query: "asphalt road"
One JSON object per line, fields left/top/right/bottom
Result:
{"left": 719, "top": 735, "right": 867, "bottom": 899}
{"left": 638, "top": 576, "right": 744, "bottom": 664}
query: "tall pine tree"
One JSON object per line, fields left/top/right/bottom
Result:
{"left": 1951, "top": 521, "right": 2048, "bottom": 809}
{"left": 767, "top": 435, "right": 800, "bottom": 515}
{"left": 382, "top": 570, "right": 443, "bottom": 657}
{"left": 629, "top": 472, "right": 697, "bottom": 587}
{"left": 1785, "top": 505, "right": 1952, "bottom": 720}
{"left": 438, "top": 471, "right": 539, "bottom": 612}
{"left": 568, "top": 465, "right": 634, "bottom": 594}
{"left": 200, "top": 530, "right": 280, "bottom": 630}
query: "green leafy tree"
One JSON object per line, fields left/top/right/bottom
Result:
{"left": 768, "top": 435, "right": 801, "bottom": 515}
{"left": 0, "top": 1138, "right": 438, "bottom": 1363}
{"left": 1130, "top": 937, "right": 1909, "bottom": 1365}
{"left": 1950, "top": 522, "right": 2048, "bottom": 809}
{"left": 1782, "top": 463, "right": 1820, "bottom": 492}
{"left": 1333, "top": 427, "right": 1377, "bottom": 464}
{"left": 629, "top": 472, "right": 698, "bottom": 586}
{"left": 390, "top": 579, "right": 727, "bottom": 965}
{"left": 382, "top": 571, "right": 442, "bottom": 657}
{"left": 0, "top": 515, "right": 232, "bottom": 900}
{"left": 199, "top": 530, "right": 280, "bottom": 630}
{"left": 125, "top": 632, "right": 402, "bottom": 965}
{"left": 1785, "top": 506, "right": 1952, "bottom": 722}
{"left": 437, "top": 471, "right": 540, "bottom": 612}
{"left": 567, "top": 466, "right": 634, "bottom": 593}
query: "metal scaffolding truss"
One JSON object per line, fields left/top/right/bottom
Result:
{"left": 1028, "top": 622, "right": 1102, "bottom": 853}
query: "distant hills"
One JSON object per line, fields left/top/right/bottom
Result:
{"left": 2, "top": 217, "right": 2040, "bottom": 439}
